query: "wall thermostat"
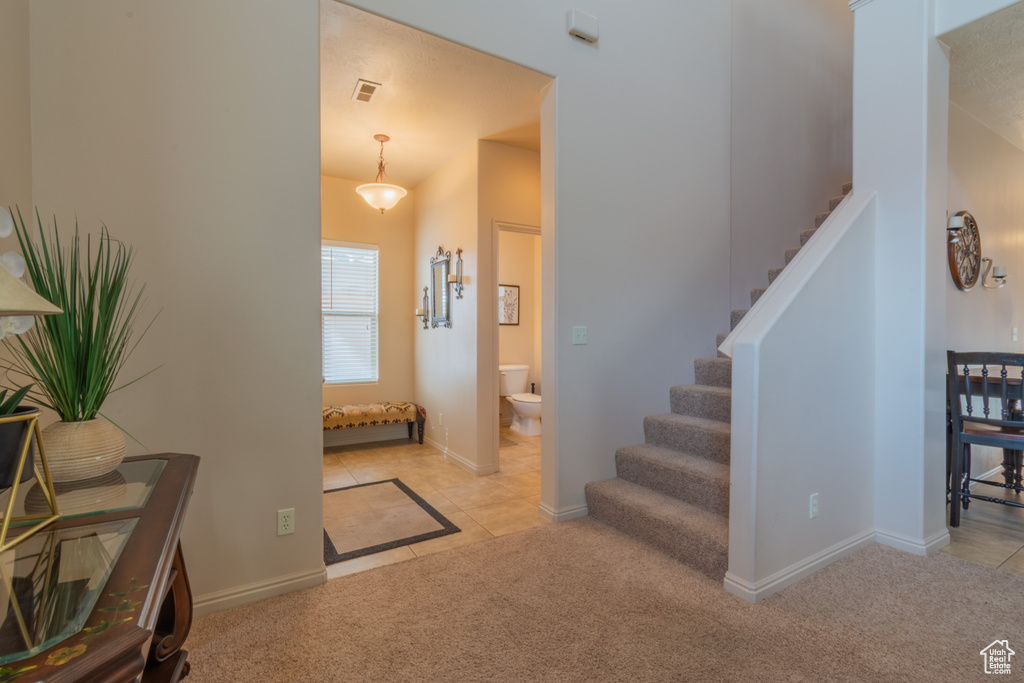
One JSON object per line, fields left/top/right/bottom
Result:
{"left": 568, "top": 9, "right": 599, "bottom": 44}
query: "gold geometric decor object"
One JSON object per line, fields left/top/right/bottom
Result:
{"left": 0, "top": 409, "right": 60, "bottom": 553}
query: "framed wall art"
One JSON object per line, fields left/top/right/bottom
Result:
{"left": 498, "top": 284, "right": 519, "bottom": 325}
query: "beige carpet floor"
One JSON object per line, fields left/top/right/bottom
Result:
{"left": 188, "top": 518, "right": 1024, "bottom": 682}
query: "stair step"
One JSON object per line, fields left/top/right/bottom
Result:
{"left": 695, "top": 357, "right": 731, "bottom": 387}
{"left": 768, "top": 266, "right": 784, "bottom": 284}
{"left": 615, "top": 444, "right": 730, "bottom": 515}
{"left": 585, "top": 478, "right": 729, "bottom": 581}
{"left": 842, "top": 181, "right": 852, "bottom": 195}
{"left": 828, "top": 194, "right": 845, "bottom": 211}
{"left": 750, "top": 286, "right": 767, "bottom": 306}
{"left": 670, "top": 384, "right": 731, "bottom": 422}
{"left": 730, "top": 309, "right": 748, "bottom": 330}
{"left": 815, "top": 211, "right": 831, "bottom": 228}
{"left": 784, "top": 247, "right": 801, "bottom": 265}
{"left": 643, "top": 413, "right": 730, "bottom": 464}
{"left": 716, "top": 332, "right": 729, "bottom": 358}
{"left": 800, "top": 228, "right": 817, "bottom": 246}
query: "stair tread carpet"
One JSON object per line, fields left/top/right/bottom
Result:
{"left": 643, "top": 413, "right": 730, "bottom": 464}
{"left": 694, "top": 357, "right": 732, "bottom": 388}
{"left": 828, "top": 194, "right": 845, "bottom": 210}
{"left": 815, "top": 211, "right": 831, "bottom": 228}
{"left": 716, "top": 332, "right": 728, "bottom": 357}
{"left": 615, "top": 443, "right": 729, "bottom": 515}
{"left": 730, "top": 309, "right": 748, "bottom": 330}
{"left": 585, "top": 477, "right": 728, "bottom": 580}
{"left": 800, "top": 228, "right": 817, "bottom": 246}
{"left": 784, "top": 247, "right": 801, "bottom": 264}
{"left": 768, "top": 266, "right": 784, "bottom": 284}
{"left": 750, "top": 287, "right": 767, "bottom": 306}
{"left": 670, "top": 383, "right": 731, "bottom": 423}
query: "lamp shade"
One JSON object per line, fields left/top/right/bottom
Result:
{"left": 355, "top": 183, "right": 408, "bottom": 213}
{"left": 0, "top": 261, "right": 61, "bottom": 316}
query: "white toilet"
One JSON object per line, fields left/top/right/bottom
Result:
{"left": 498, "top": 364, "right": 542, "bottom": 436}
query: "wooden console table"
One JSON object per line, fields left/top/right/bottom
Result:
{"left": 0, "top": 453, "right": 199, "bottom": 682}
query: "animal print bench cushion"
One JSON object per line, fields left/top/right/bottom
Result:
{"left": 323, "top": 402, "right": 425, "bottom": 430}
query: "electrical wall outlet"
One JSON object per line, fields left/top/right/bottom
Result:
{"left": 277, "top": 508, "right": 295, "bottom": 536}
{"left": 572, "top": 326, "right": 588, "bottom": 345}
{"left": 809, "top": 493, "right": 819, "bottom": 519}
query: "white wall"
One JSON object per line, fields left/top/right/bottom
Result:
{"left": 25, "top": 1, "right": 324, "bottom": 611}
{"left": 946, "top": 102, "right": 1024, "bottom": 477}
{"left": 0, "top": 0, "right": 31, "bottom": 210}
{"left": 730, "top": 0, "right": 854, "bottom": 310}
{"left": 321, "top": 175, "right": 415, "bottom": 408}
{"left": 946, "top": 103, "right": 1024, "bottom": 352}
{"left": 347, "top": 0, "right": 732, "bottom": 519}
{"left": 852, "top": 0, "right": 950, "bottom": 555}
{"left": 724, "top": 192, "right": 876, "bottom": 601}
{"left": 413, "top": 140, "right": 541, "bottom": 472}
{"left": 414, "top": 143, "right": 481, "bottom": 469}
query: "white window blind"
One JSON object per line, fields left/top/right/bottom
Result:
{"left": 322, "top": 242, "right": 379, "bottom": 384}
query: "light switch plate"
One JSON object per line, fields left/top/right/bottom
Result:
{"left": 572, "top": 326, "right": 588, "bottom": 345}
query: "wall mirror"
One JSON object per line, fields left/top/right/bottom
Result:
{"left": 431, "top": 246, "right": 452, "bottom": 328}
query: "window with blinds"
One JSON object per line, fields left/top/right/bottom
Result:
{"left": 321, "top": 241, "right": 379, "bottom": 384}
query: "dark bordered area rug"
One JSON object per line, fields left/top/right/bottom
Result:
{"left": 323, "top": 478, "right": 461, "bottom": 565}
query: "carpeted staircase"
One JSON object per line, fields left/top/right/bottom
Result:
{"left": 585, "top": 181, "right": 852, "bottom": 581}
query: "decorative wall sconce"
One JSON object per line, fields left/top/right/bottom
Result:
{"left": 447, "top": 248, "right": 465, "bottom": 299}
{"left": 982, "top": 257, "right": 1008, "bottom": 289}
{"left": 355, "top": 134, "right": 408, "bottom": 213}
{"left": 415, "top": 287, "right": 429, "bottom": 329}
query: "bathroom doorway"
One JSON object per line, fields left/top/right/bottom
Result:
{"left": 494, "top": 221, "right": 542, "bottom": 472}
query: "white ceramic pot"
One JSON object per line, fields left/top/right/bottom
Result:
{"left": 41, "top": 418, "right": 127, "bottom": 483}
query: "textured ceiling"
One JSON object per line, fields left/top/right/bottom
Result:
{"left": 944, "top": 1, "right": 1024, "bottom": 152}
{"left": 320, "top": 1, "right": 550, "bottom": 188}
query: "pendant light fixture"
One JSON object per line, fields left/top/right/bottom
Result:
{"left": 355, "top": 134, "right": 407, "bottom": 213}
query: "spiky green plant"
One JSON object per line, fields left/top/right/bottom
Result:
{"left": 0, "top": 385, "right": 33, "bottom": 416}
{"left": 1, "top": 208, "right": 155, "bottom": 422}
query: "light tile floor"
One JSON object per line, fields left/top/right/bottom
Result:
{"left": 324, "top": 425, "right": 546, "bottom": 579}
{"left": 942, "top": 481, "right": 1024, "bottom": 579}
{"left": 326, "top": 436, "right": 1024, "bottom": 581}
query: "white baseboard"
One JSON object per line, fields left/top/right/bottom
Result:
{"left": 538, "top": 502, "right": 589, "bottom": 522}
{"left": 875, "top": 527, "right": 950, "bottom": 555}
{"left": 194, "top": 566, "right": 326, "bottom": 617}
{"left": 423, "top": 437, "right": 497, "bottom": 475}
{"left": 723, "top": 529, "right": 876, "bottom": 603}
{"left": 323, "top": 424, "right": 409, "bottom": 447}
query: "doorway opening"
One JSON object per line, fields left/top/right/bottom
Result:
{"left": 319, "top": 0, "right": 555, "bottom": 578}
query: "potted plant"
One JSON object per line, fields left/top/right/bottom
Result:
{"left": 0, "top": 208, "right": 154, "bottom": 482}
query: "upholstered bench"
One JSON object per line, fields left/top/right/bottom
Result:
{"left": 323, "top": 402, "right": 426, "bottom": 444}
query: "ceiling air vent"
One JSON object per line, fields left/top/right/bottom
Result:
{"left": 352, "top": 79, "right": 381, "bottom": 103}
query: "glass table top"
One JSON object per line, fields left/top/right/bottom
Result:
{"left": 0, "top": 517, "right": 137, "bottom": 664}
{"left": 0, "top": 459, "right": 166, "bottom": 528}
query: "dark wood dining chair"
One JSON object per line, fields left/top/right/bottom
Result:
{"left": 947, "top": 350, "right": 1024, "bottom": 526}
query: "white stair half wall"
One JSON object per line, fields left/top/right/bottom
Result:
{"left": 719, "top": 191, "right": 899, "bottom": 602}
